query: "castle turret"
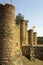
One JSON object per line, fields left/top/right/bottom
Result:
{"left": 15, "top": 23, "right": 20, "bottom": 50}
{"left": 0, "top": 4, "right": 15, "bottom": 65}
{"left": 28, "top": 29, "right": 33, "bottom": 45}
{"left": 25, "top": 22, "right": 28, "bottom": 45}
{"left": 33, "top": 32, "right": 37, "bottom": 45}
{"left": 0, "top": 4, "right": 24, "bottom": 65}
{"left": 20, "top": 20, "right": 26, "bottom": 48}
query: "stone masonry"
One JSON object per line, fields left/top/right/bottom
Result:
{"left": 0, "top": 3, "right": 43, "bottom": 65}
{"left": 0, "top": 4, "right": 23, "bottom": 65}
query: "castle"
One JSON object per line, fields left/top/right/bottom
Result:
{"left": 0, "top": 4, "right": 43, "bottom": 65}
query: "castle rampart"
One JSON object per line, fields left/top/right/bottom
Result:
{"left": 0, "top": 3, "right": 43, "bottom": 65}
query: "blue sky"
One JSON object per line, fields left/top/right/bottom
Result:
{"left": 0, "top": 0, "right": 43, "bottom": 36}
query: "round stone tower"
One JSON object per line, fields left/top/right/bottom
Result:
{"left": 25, "top": 22, "right": 28, "bottom": 45}
{"left": 33, "top": 32, "right": 37, "bottom": 45}
{"left": 20, "top": 20, "right": 26, "bottom": 47}
{"left": 0, "top": 4, "right": 15, "bottom": 65}
{"left": 28, "top": 29, "right": 33, "bottom": 45}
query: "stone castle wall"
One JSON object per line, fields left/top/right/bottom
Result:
{"left": 0, "top": 4, "right": 23, "bottom": 65}
{"left": 33, "top": 45, "right": 43, "bottom": 60}
{"left": 22, "top": 45, "right": 43, "bottom": 61}
{"left": 22, "top": 29, "right": 43, "bottom": 61}
{"left": 15, "top": 19, "right": 43, "bottom": 61}
{"left": 15, "top": 23, "right": 20, "bottom": 50}
{"left": 22, "top": 45, "right": 30, "bottom": 58}
{"left": 0, "top": 3, "right": 43, "bottom": 65}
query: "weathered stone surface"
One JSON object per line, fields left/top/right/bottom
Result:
{"left": 33, "top": 32, "right": 37, "bottom": 45}
{"left": 0, "top": 4, "right": 23, "bottom": 65}
{"left": 0, "top": 3, "right": 43, "bottom": 65}
{"left": 13, "top": 50, "right": 23, "bottom": 65}
{"left": 28, "top": 29, "right": 33, "bottom": 45}
{"left": 15, "top": 23, "right": 20, "bottom": 50}
{"left": 33, "top": 46, "right": 43, "bottom": 60}
{"left": 22, "top": 45, "right": 43, "bottom": 61}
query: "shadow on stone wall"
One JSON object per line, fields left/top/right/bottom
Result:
{"left": 22, "top": 45, "right": 43, "bottom": 61}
